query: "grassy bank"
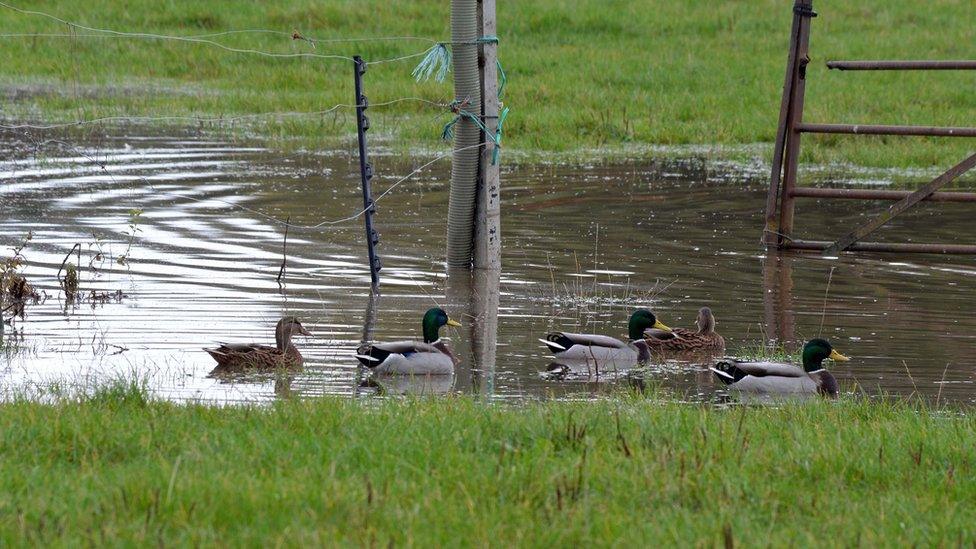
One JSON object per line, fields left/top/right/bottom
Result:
{"left": 0, "top": 1, "right": 974, "bottom": 167}
{"left": 1, "top": 386, "right": 974, "bottom": 545}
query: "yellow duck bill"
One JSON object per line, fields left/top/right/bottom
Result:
{"left": 829, "top": 349, "right": 850, "bottom": 362}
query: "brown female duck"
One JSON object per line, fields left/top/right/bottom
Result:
{"left": 643, "top": 306, "right": 725, "bottom": 353}
{"left": 205, "top": 317, "right": 311, "bottom": 373}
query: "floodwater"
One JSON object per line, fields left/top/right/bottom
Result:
{"left": 2, "top": 130, "right": 975, "bottom": 404}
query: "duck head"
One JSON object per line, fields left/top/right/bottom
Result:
{"left": 801, "top": 338, "right": 850, "bottom": 372}
{"left": 628, "top": 309, "right": 671, "bottom": 341}
{"left": 422, "top": 308, "right": 462, "bottom": 343}
{"left": 275, "top": 317, "right": 311, "bottom": 351}
{"left": 696, "top": 307, "right": 716, "bottom": 334}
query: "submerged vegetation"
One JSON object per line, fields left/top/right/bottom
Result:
{"left": 0, "top": 387, "right": 974, "bottom": 545}
{"left": 0, "top": 232, "right": 39, "bottom": 319}
{"left": 0, "top": 0, "right": 973, "bottom": 167}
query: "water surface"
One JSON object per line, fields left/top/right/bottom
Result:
{"left": 2, "top": 131, "right": 975, "bottom": 404}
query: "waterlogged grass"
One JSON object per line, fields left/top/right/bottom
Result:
{"left": 1, "top": 385, "right": 974, "bottom": 545}
{"left": 731, "top": 340, "right": 801, "bottom": 363}
{"left": 0, "top": 1, "right": 974, "bottom": 167}
{"left": 0, "top": 335, "right": 13, "bottom": 358}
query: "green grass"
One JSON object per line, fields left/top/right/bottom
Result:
{"left": 0, "top": 0, "right": 974, "bottom": 167}
{"left": 731, "top": 340, "right": 801, "bottom": 363}
{"left": 2, "top": 384, "right": 975, "bottom": 545}
{"left": 0, "top": 334, "right": 18, "bottom": 358}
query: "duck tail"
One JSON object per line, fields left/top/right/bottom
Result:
{"left": 541, "top": 333, "right": 573, "bottom": 354}
{"left": 355, "top": 344, "right": 388, "bottom": 368}
{"left": 710, "top": 360, "right": 747, "bottom": 385}
{"left": 539, "top": 337, "right": 566, "bottom": 352}
{"left": 204, "top": 347, "right": 227, "bottom": 365}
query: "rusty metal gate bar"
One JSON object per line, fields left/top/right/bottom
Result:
{"left": 827, "top": 60, "right": 976, "bottom": 71}
{"left": 822, "top": 153, "right": 976, "bottom": 256}
{"left": 790, "top": 188, "right": 976, "bottom": 202}
{"left": 797, "top": 123, "right": 976, "bottom": 138}
{"left": 762, "top": 0, "right": 976, "bottom": 255}
{"left": 761, "top": 0, "right": 811, "bottom": 247}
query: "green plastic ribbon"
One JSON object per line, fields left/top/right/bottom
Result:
{"left": 441, "top": 106, "right": 509, "bottom": 165}
{"left": 496, "top": 59, "right": 507, "bottom": 100}
{"left": 432, "top": 36, "right": 508, "bottom": 164}
{"left": 492, "top": 106, "right": 509, "bottom": 165}
{"left": 411, "top": 43, "right": 451, "bottom": 83}
{"left": 441, "top": 115, "right": 460, "bottom": 141}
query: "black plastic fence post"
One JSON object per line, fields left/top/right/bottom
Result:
{"left": 353, "top": 55, "right": 381, "bottom": 290}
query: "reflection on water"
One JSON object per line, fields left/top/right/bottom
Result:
{"left": 446, "top": 268, "right": 500, "bottom": 396}
{"left": 1, "top": 131, "right": 975, "bottom": 404}
{"left": 366, "top": 374, "right": 456, "bottom": 397}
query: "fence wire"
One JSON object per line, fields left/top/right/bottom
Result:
{"left": 0, "top": 2, "right": 441, "bottom": 64}
{"left": 0, "top": 1, "right": 495, "bottom": 234}
{"left": 0, "top": 98, "right": 452, "bottom": 131}
{"left": 7, "top": 131, "right": 486, "bottom": 232}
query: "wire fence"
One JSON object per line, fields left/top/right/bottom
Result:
{"left": 0, "top": 1, "right": 501, "bottom": 232}
{"left": 0, "top": 97, "right": 452, "bottom": 131}
{"left": 0, "top": 1, "right": 439, "bottom": 63}
{"left": 5, "top": 130, "right": 488, "bottom": 231}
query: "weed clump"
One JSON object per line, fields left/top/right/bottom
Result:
{"left": 1, "top": 232, "right": 39, "bottom": 318}
{"left": 61, "top": 262, "right": 79, "bottom": 302}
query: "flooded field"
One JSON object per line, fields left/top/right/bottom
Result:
{"left": 2, "top": 130, "right": 975, "bottom": 404}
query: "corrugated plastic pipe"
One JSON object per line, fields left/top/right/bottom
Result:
{"left": 446, "top": 0, "right": 482, "bottom": 267}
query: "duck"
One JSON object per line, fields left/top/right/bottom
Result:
{"left": 644, "top": 306, "right": 725, "bottom": 353}
{"left": 205, "top": 317, "right": 311, "bottom": 373}
{"left": 356, "top": 307, "right": 462, "bottom": 375}
{"left": 540, "top": 309, "right": 670, "bottom": 365}
{"left": 710, "top": 338, "right": 850, "bottom": 398}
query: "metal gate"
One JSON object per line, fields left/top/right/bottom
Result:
{"left": 762, "top": 0, "right": 976, "bottom": 255}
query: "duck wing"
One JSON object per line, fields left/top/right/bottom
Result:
{"left": 541, "top": 332, "right": 629, "bottom": 352}
{"left": 732, "top": 361, "right": 806, "bottom": 377}
{"left": 374, "top": 341, "right": 442, "bottom": 354}
{"left": 644, "top": 327, "right": 696, "bottom": 342}
{"left": 711, "top": 360, "right": 813, "bottom": 394}
{"left": 356, "top": 340, "right": 443, "bottom": 368}
{"left": 713, "top": 360, "right": 805, "bottom": 380}
{"left": 644, "top": 328, "right": 725, "bottom": 352}
{"left": 207, "top": 343, "right": 277, "bottom": 355}
{"left": 205, "top": 343, "right": 290, "bottom": 372}
{"left": 357, "top": 340, "right": 454, "bottom": 375}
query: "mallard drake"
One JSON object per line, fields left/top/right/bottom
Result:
{"left": 540, "top": 309, "right": 670, "bottom": 364}
{"left": 205, "top": 317, "right": 311, "bottom": 373}
{"left": 356, "top": 307, "right": 462, "bottom": 375}
{"left": 644, "top": 306, "right": 725, "bottom": 353}
{"left": 710, "top": 338, "right": 850, "bottom": 398}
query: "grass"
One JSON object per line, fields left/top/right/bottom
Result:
{"left": 731, "top": 340, "right": 801, "bottom": 363}
{"left": 0, "top": 0, "right": 974, "bottom": 167}
{"left": 1, "top": 383, "right": 975, "bottom": 545}
{"left": 0, "top": 332, "right": 14, "bottom": 358}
